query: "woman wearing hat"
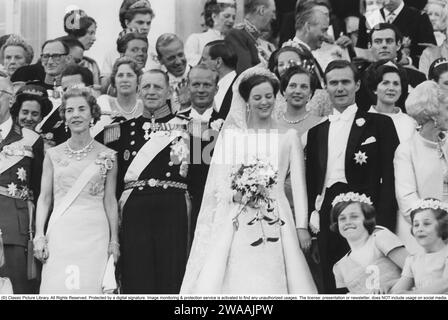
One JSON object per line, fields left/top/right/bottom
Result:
{"left": 11, "top": 84, "right": 53, "bottom": 132}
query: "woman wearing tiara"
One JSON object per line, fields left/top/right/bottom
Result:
{"left": 33, "top": 88, "right": 120, "bottom": 293}
{"left": 180, "top": 67, "right": 317, "bottom": 294}
{"left": 395, "top": 81, "right": 448, "bottom": 254}
{"left": 185, "top": 0, "right": 236, "bottom": 66}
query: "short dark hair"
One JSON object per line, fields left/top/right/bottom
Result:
{"left": 280, "top": 65, "right": 315, "bottom": 95}
{"left": 140, "top": 69, "right": 170, "bottom": 87}
{"left": 324, "top": 59, "right": 360, "bottom": 83}
{"left": 238, "top": 74, "right": 279, "bottom": 102}
{"left": 188, "top": 63, "right": 219, "bottom": 85}
{"left": 41, "top": 39, "right": 69, "bottom": 55}
{"left": 429, "top": 58, "right": 448, "bottom": 82}
{"left": 410, "top": 198, "right": 448, "bottom": 240}
{"left": 110, "top": 56, "right": 142, "bottom": 88}
{"left": 330, "top": 201, "right": 377, "bottom": 235}
{"left": 203, "top": 0, "right": 236, "bottom": 28}
{"left": 61, "top": 64, "right": 94, "bottom": 87}
{"left": 244, "top": 0, "right": 272, "bottom": 15}
{"left": 56, "top": 35, "right": 84, "bottom": 51}
{"left": 368, "top": 23, "right": 403, "bottom": 46}
{"left": 268, "top": 46, "right": 312, "bottom": 79}
{"left": 116, "top": 31, "right": 148, "bottom": 54}
{"left": 206, "top": 40, "right": 237, "bottom": 69}
{"left": 366, "top": 61, "right": 408, "bottom": 102}
{"left": 119, "top": 0, "right": 155, "bottom": 29}
{"left": 63, "top": 10, "right": 97, "bottom": 40}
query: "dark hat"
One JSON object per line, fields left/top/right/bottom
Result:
{"left": 10, "top": 84, "right": 53, "bottom": 119}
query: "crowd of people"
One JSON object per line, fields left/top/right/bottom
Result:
{"left": 0, "top": 0, "right": 448, "bottom": 295}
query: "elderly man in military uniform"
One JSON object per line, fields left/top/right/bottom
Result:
{"left": 0, "top": 78, "right": 44, "bottom": 293}
{"left": 105, "top": 69, "right": 190, "bottom": 294}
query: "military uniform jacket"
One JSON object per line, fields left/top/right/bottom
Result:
{"left": 106, "top": 114, "right": 189, "bottom": 198}
{"left": 0, "top": 122, "right": 44, "bottom": 246}
{"left": 176, "top": 107, "right": 224, "bottom": 206}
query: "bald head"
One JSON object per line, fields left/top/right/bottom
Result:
{"left": 0, "top": 78, "right": 14, "bottom": 123}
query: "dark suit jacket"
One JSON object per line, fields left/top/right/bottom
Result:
{"left": 381, "top": 5, "right": 436, "bottom": 67}
{"left": 225, "top": 28, "right": 260, "bottom": 74}
{"left": 306, "top": 108, "right": 400, "bottom": 230}
{"left": 0, "top": 122, "right": 43, "bottom": 246}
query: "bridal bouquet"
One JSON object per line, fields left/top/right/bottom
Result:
{"left": 230, "top": 158, "right": 283, "bottom": 247}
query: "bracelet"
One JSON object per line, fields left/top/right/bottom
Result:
{"left": 109, "top": 241, "right": 120, "bottom": 247}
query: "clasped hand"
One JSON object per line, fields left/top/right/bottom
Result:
{"left": 33, "top": 236, "right": 49, "bottom": 263}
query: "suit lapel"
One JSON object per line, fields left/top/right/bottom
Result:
{"left": 345, "top": 109, "right": 367, "bottom": 168}
{"left": 318, "top": 120, "right": 329, "bottom": 175}
{"left": 0, "top": 122, "right": 22, "bottom": 151}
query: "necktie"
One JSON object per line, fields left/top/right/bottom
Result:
{"left": 387, "top": 11, "right": 395, "bottom": 23}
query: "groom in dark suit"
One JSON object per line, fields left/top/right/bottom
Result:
{"left": 305, "top": 60, "right": 400, "bottom": 293}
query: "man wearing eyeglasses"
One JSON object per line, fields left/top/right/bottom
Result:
{"left": 11, "top": 39, "right": 74, "bottom": 93}
{"left": 0, "top": 78, "right": 44, "bottom": 294}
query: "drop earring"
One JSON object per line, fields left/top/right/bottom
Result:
{"left": 65, "top": 122, "right": 68, "bottom": 132}
{"left": 90, "top": 119, "right": 94, "bottom": 127}
{"left": 434, "top": 118, "right": 439, "bottom": 129}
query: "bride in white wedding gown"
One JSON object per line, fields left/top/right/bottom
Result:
{"left": 181, "top": 67, "right": 317, "bottom": 294}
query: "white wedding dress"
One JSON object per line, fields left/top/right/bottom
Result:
{"left": 181, "top": 67, "right": 317, "bottom": 294}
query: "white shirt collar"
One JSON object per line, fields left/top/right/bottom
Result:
{"left": 332, "top": 103, "right": 358, "bottom": 118}
{"left": 190, "top": 106, "right": 214, "bottom": 122}
{"left": 215, "top": 71, "right": 237, "bottom": 112}
{"left": 368, "top": 105, "right": 402, "bottom": 115}
{"left": 293, "top": 36, "right": 311, "bottom": 52}
{"left": 0, "top": 116, "right": 13, "bottom": 139}
{"left": 385, "top": 1, "right": 404, "bottom": 17}
{"left": 166, "top": 65, "right": 191, "bottom": 84}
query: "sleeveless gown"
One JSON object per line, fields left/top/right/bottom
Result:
{"left": 40, "top": 144, "right": 115, "bottom": 294}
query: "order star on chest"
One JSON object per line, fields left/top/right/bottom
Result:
{"left": 16, "top": 167, "right": 27, "bottom": 182}
{"left": 353, "top": 151, "right": 368, "bottom": 165}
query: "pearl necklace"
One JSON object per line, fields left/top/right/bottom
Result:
{"left": 282, "top": 112, "right": 310, "bottom": 124}
{"left": 65, "top": 139, "right": 95, "bottom": 161}
{"left": 117, "top": 99, "right": 139, "bottom": 116}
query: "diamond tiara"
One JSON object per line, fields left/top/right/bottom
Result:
{"left": 21, "top": 89, "right": 44, "bottom": 97}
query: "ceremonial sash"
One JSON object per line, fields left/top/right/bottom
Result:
{"left": 0, "top": 133, "right": 39, "bottom": 176}
{"left": 35, "top": 96, "right": 61, "bottom": 133}
{"left": 118, "top": 118, "right": 186, "bottom": 213}
{"left": 46, "top": 161, "right": 98, "bottom": 235}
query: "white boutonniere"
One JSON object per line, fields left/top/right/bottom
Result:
{"left": 354, "top": 151, "right": 368, "bottom": 165}
{"left": 43, "top": 132, "right": 54, "bottom": 141}
{"left": 210, "top": 118, "right": 225, "bottom": 131}
{"left": 356, "top": 118, "right": 365, "bottom": 127}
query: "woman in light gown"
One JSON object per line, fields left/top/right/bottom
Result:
{"left": 33, "top": 87, "right": 119, "bottom": 294}
{"left": 394, "top": 81, "right": 448, "bottom": 254}
{"left": 181, "top": 67, "right": 317, "bottom": 294}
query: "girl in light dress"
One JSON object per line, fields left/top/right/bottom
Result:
{"left": 331, "top": 192, "right": 409, "bottom": 294}
{"left": 391, "top": 198, "right": 448, "bottom": 294}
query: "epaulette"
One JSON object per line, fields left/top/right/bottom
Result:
{"left": 103, "top": 122, "right": 121, "bottom": 145}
